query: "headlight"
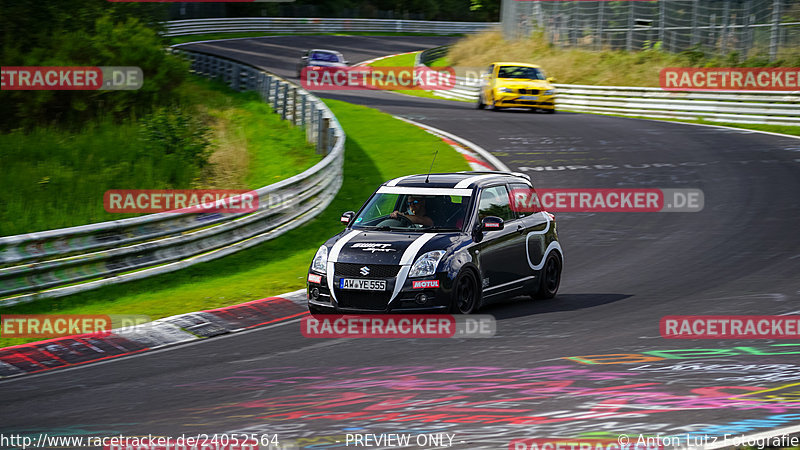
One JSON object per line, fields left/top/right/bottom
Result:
{"left": 544, "top": 89, "right": 555, "bottom": 95}
{"left": 498, "top": 87, "right": 513, "bottom": 93}
{"left": 311, "top": 245, "right": 328, "bottom": 273}
{"left": 408, "top": 250, "right": 446, "bottom": 278}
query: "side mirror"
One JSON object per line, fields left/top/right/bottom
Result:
{"left": 547, "top": 77, "right": 556, "bottom": 84}
{"left": 479, "top": 216, "right": 504, "bottom": 231}
{"left": 343, "top": 60, "right": 350, "bottom": 65}
{"left": 340, "top": 211, "right": 355, "bottom": 225}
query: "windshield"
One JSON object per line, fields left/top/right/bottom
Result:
{"left": 310, "top": 51, "right": 341, "bottom": 62}
{"left": 352, "top": 193, "right": 471, "bottom": 231}
{"left": 497, "top": 66, "right": 545, "bottom": 80}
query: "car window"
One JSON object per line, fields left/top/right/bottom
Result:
{"left": 509, "top": 182, "right": 535, "bottom": 218}
{"left": 310, "top": 52, "right": 341, "bottom": 62}
{"left": 497, "top": 66, "right": 545, "bottom": 80}
{"left": 357, "top": 193, "right": 400, "bottom": 224}
{"left": 352, "top": 192, "right": 470, "bottom": 231}
{"left": 477, "top": 185, "right": 514, "bottom": 222}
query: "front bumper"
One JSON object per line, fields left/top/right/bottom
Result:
{"left": 307, "top": 270, "right": 452, "bottom": 313}
{"left": 494, "top": 93, "right": 556, "bottom": 109}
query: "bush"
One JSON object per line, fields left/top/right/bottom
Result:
{"left": 139, "top": 106, "right": 214, "bottom": 186}
{"left": 0, "top": 1, "right": 185, "bottom": 130}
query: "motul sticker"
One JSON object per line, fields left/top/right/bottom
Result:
{"left": 412, "top": 280, "right": 440, "bottom": 289}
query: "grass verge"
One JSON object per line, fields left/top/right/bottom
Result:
{"left": 445, "top": 31, "right": 800, "bottom": 87}
{"left": 0, "top": 78, "right": 318, "bottom": 236}
{"left": 0, "top": 99, "right": 470, "bottom": 348}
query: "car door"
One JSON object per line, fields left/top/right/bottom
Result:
{"left": 509, "top": 182, "right": 550, "bottom": 272}
{"left": 475, "top": 184, "right": 529, "bottom": 297}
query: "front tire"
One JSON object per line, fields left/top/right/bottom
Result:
{"left": 534, "top": 253, "right": 562, "bottom": 299}
{"left": 309, "top": 305, "right": 332, "bottom": 314}
{"left": 450, "top": 270, "right": 479, "bottom": 314}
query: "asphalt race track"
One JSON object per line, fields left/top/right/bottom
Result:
{"left": 2, "top": 36, "right": 800, "bottom": 449}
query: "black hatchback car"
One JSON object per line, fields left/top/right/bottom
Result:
{"left": 306, "top": 172, "right": 563, "bottom": 314}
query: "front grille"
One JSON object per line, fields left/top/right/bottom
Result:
{"left": 335, "top": 263, "right": 401, "bottom": 278}
{"left": 336, "top": 291, "right": 391, "bottom": 310}
{"left": 518, "top": 88, "right": 540, "bottom": 95}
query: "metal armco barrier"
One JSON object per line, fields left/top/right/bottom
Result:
{"left": 419, "top": 47, "right": 800, "bottom": 126}
{"left": 163, "top": 17, "right": 497, "bottom": 37}
{"left": 0, "top": 50, "right": 345, "bottom": 307}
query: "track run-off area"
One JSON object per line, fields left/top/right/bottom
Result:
{"left": 2, "top": 36, "right": 800, "bottom": 450}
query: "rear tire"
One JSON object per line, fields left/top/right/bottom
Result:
{"left": 476, "top": 93, "right": 485, "bottom": 109}
{"left": 450, "top": 270, "right": 479, "bottom": 314}
{"left": 534, "top": 253, "right": 561, "bottom": 299}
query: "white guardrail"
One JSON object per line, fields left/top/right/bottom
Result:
{"left": 163, "top": 17, "right": 497, "bottom": 37}
{"left": 0, "top": 50, "right": 345, "bottom": 307}
{"left": 418, "top": 47, "right": 800, "bottom": 126}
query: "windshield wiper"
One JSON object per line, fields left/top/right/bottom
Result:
{"left": 358, "top": 225, "right": 392, "bottom": 231}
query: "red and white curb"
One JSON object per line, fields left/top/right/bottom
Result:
{"left": 393, "top": 116, "right": 510, "bottom": 172}
{"left": 354, "top": 51, "right": 417, "bottom": 67}
{"left": 0, "top": 290, "right": 308, "bottom": 379}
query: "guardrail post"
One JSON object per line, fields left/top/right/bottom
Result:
{"left": 321, "top": 117, "right": 332, "bottom": 154}
{"left": 327, "top": 124, "right": 335, "bottom": 154}
{"left": 307, "top": 103, "right": 316, "bottom": 143}
{"left": 316, "top": 109, "right": 325, "bottom": 153}
{"left": 231, "top": 63, "right": 241, "bottom": 91}
{"left": 292, "top": 88, "right": 299, "bottom": 125}
{"left": 281, "top": 83, "right": 289, "bottom": 120}
{"left": 250, "top": 69, "right": 258, "bottom": 91}
{"left": 300, "top": 93, "right": 307, "bottom": 127}
{"left": 265, "top": 75, "right": 272, "bottom": 106}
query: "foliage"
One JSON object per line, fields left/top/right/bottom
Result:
{"left": 0, "top": 0, "right": 185, "bottom": 130}
{"left": 139, "top": 105, "right": 215, "bottom": 179}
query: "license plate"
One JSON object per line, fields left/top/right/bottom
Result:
{"left": 339, "top": 278, "right": 387, "bottom": 291}
{"left": 519, "top": 95, "right": 539, "bottom": 101}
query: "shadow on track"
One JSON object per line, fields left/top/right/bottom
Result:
{"left": 480, "top": 293, "right": 633, "bottom": 319}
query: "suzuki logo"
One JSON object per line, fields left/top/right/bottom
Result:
{"left": 359, "top": 266, "right": 370, "bottom": 276}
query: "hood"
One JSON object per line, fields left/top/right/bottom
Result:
{"left": 502, "top": 80, "right": 552, "bottom": 89}
{"left": 331, "top": 231, "right": 456, "bottom": 265}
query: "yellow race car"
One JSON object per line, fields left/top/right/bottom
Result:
{"left": 477, "top": 62, "right": 556, "bottom": 113}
